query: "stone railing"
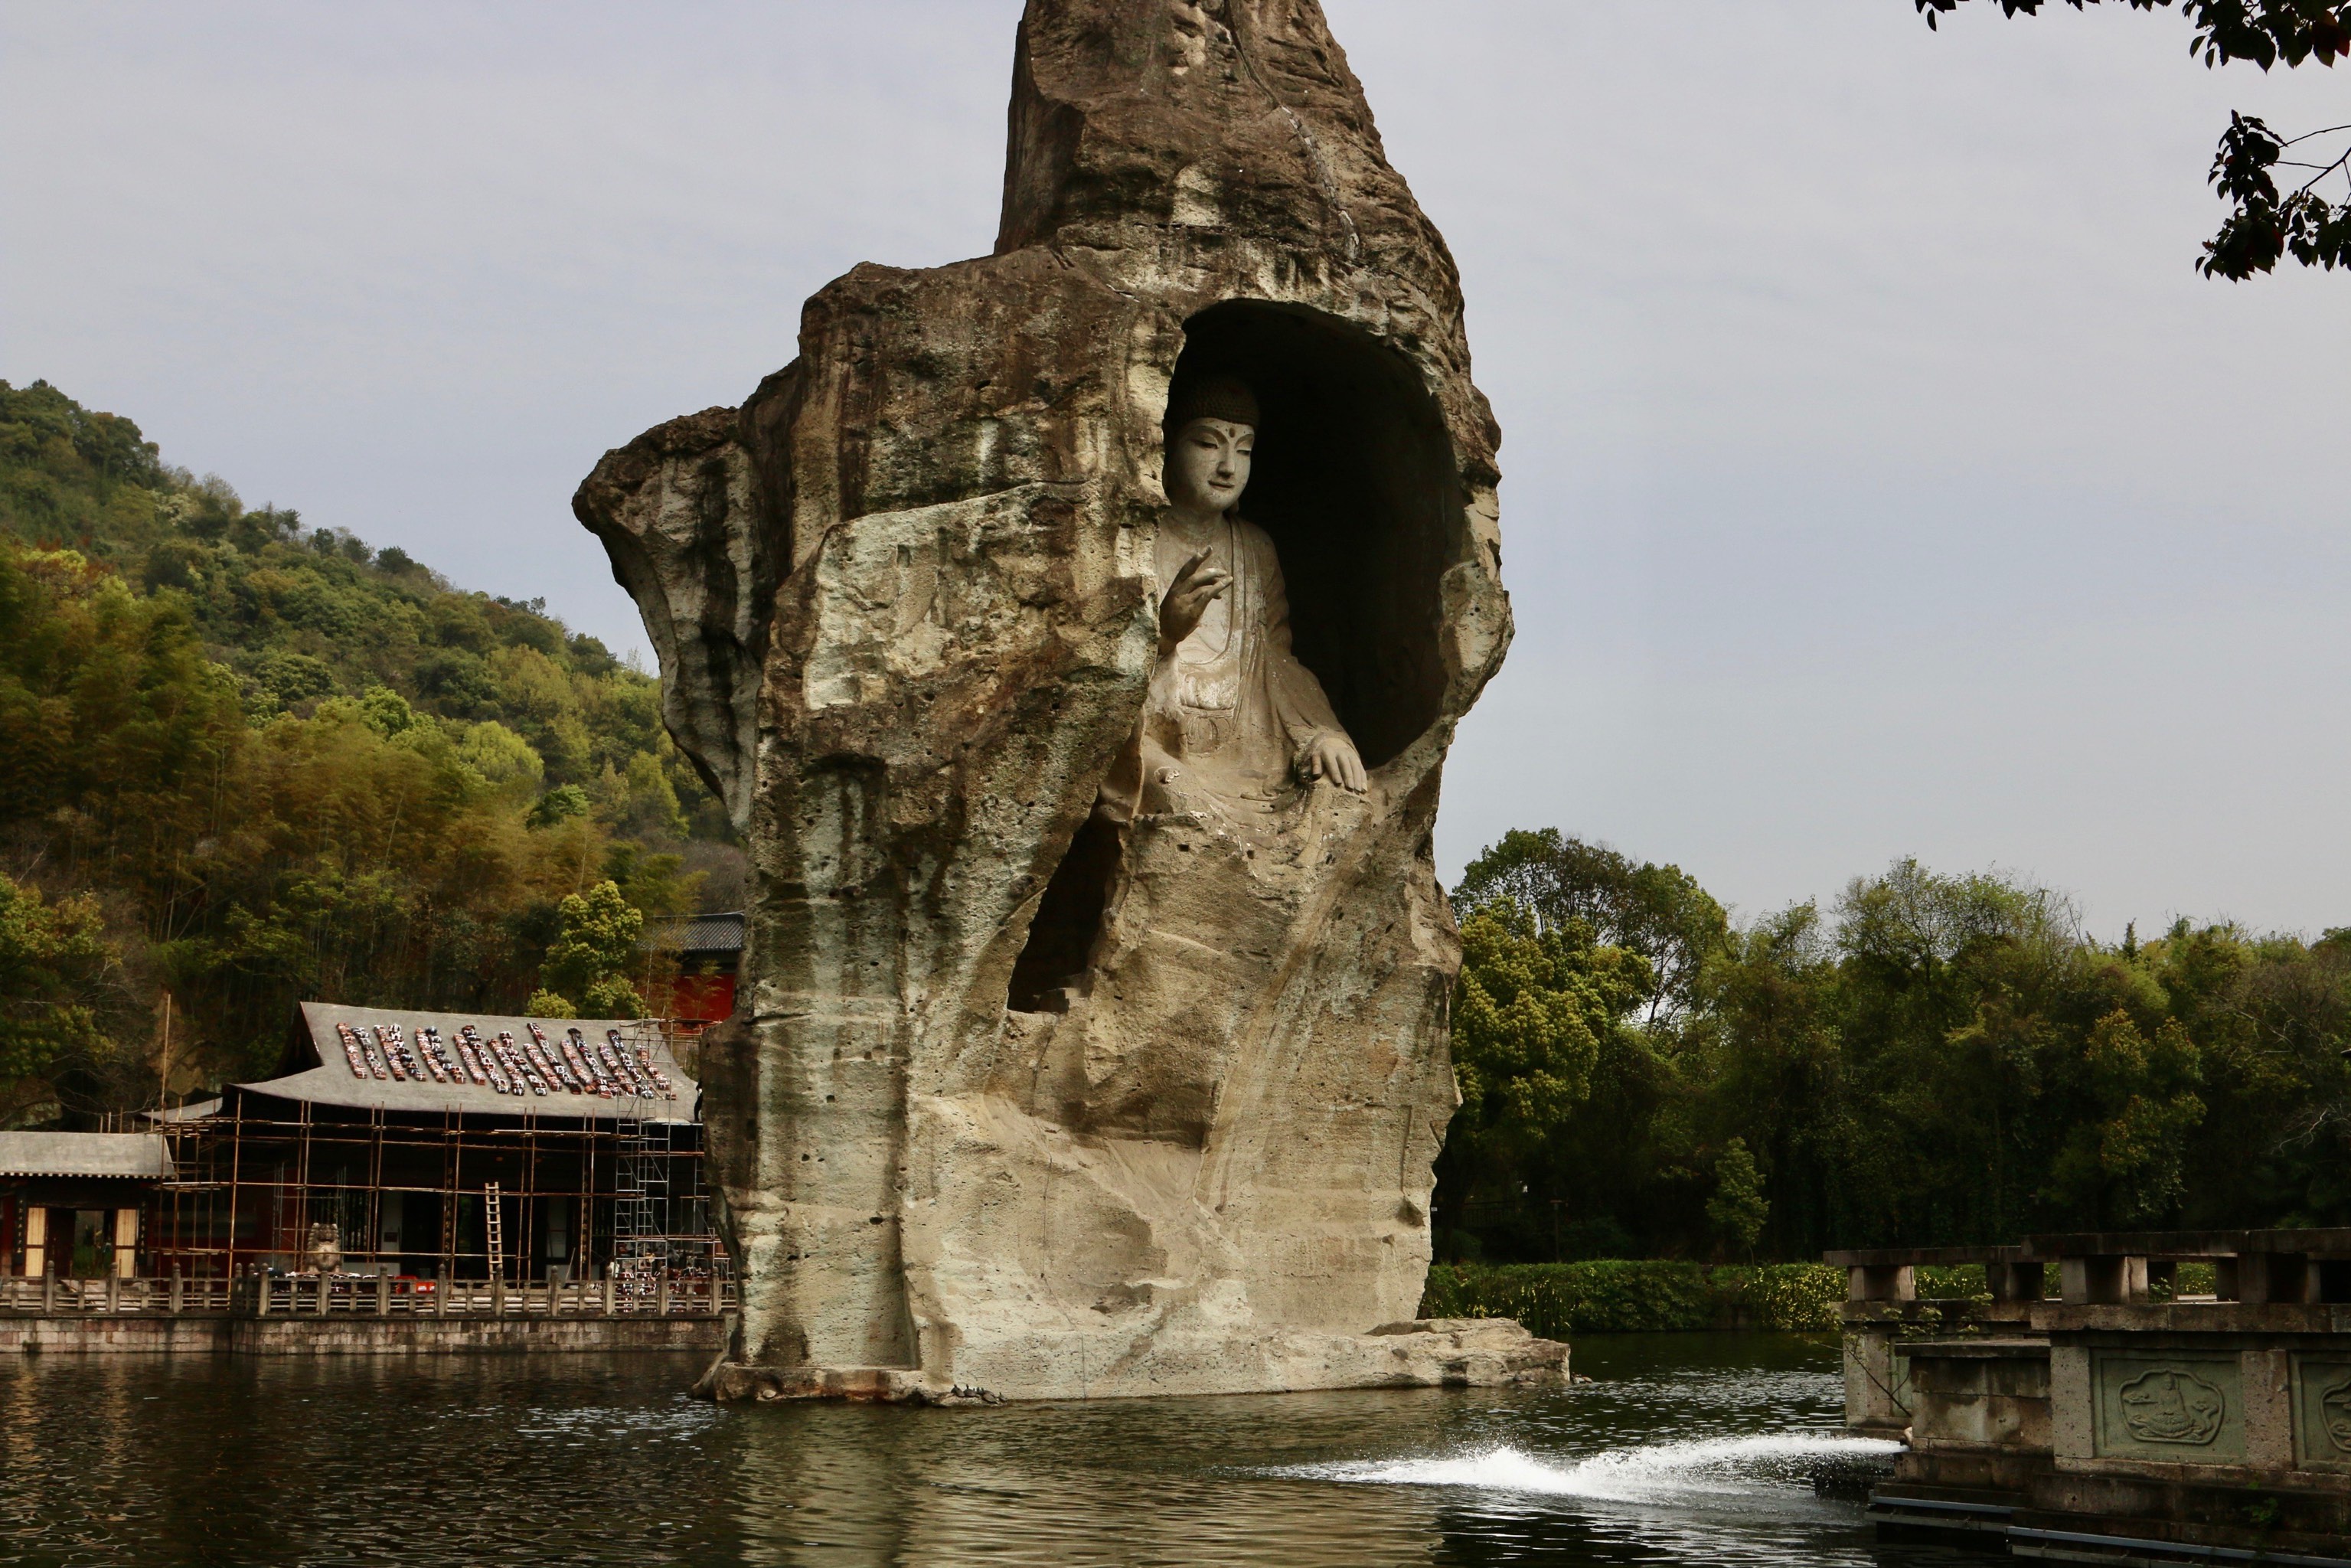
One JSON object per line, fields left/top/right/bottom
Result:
{"left": 0, "top": 1272, "right": 736, "bottom": 1319}
{"left": 250, "top": 1272, "right": 735, "bottom": 1318}
{"left": 0, "top": 1274, "right": 238, "bottom": 1315}
{"left": 1828, "top": 1229, "right": 2351, "bottom": 1562}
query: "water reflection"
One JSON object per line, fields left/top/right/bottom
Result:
{"left": 0, "top": 1335, "right": 1974, "bottom": 1567}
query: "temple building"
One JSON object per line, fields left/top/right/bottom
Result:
{"left": 139, "top": 1002, "right": 717, "bottom": 1284}
{"left": 645, "top": 910, "right": 743, "bottom": 1027}
{"left": 0, "top": 1132, "right": 171, "bottom": 1279}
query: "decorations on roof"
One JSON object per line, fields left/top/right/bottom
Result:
{"left": 324, "top": 1013, "right": 677, "bottom": 1102}
{"left": 335, "top": 1024, "right": 369, "bottom": 1077}
{"left": 625, "top": 1034, "right": 676, "bottom": 1099}
{"left": 416, "top": 1027, "right": 459, "bottom": 1083}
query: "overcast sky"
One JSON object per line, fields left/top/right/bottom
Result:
{"left": 6, "top": 2, "right": 2346, "bottom": 936}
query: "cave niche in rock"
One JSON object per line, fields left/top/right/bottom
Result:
{"left": 1171, "top": 299, "right": 1460, "bottom": 770}
{"left": 1004, "top": 300, "right": 1461, "bottom": 1014}
{"left": 1006, "top": 812, "right": 1121, "bottom": 1014}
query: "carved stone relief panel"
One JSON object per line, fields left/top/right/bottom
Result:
{"left": 2291, "top": 1354, "right": 2351, "bottom": 1472}
{"left": 2091, "top": 1353, "right": 2246, "bottom": 1464}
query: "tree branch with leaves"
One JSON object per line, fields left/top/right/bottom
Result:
{"left": 1915, "top": 0, "right": 2351, "bottom": 275}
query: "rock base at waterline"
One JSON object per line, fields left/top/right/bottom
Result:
{"left": 694, "top": 1318, "right": 1569, "bottom": 1404}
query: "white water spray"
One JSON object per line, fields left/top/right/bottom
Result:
{"left": 1278, "top": 1432, "right": 1901, "bottom": 1504}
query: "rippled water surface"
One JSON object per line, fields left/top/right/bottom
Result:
{"left": 0, "top": 1334, "right": 1973, "bottom": 1566}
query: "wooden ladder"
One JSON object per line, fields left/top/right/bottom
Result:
{"left": 485, "top": 1181, "right": 504, "bottom": 1283}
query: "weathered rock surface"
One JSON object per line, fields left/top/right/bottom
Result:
{"left": 577, "top": 0, "right": 1530, "bottom": 1400}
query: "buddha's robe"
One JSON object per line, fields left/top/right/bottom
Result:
{"left": 1098, "top": 514, "right": 1348, "bottom": 824}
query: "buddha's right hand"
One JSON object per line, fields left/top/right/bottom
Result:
{"left": 1159, "top": 547, "right": 1230, "bottom": 653}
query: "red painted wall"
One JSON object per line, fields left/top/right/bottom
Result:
{"left": 667, "top": 973, "right": 736, "bottom": 1024}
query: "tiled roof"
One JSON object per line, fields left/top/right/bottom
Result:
{"left": 237, "top": 1003, "right": 700, "bottom": 1123}
{"left": 646, "top": 911, "right": 745, "bottom": 956}
{"left": 0, "top": 1132, "right": 171, "bottom": 1179}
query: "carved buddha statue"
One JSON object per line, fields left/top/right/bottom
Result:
{"left": 1099, "top": 375, "right": 1366, "bottom": 824}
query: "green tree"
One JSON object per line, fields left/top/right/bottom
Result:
{"left": 1438, "top": 832, "right": 2351, "bottom": 1264}
{"left": 1435, "top": 897, "right": 1654, "bottom": 1259}
{"left": 0, "top": 875, "right": 119, "bottom": 1094}
{"left": 541, "top": 880, "right": 648, "bottom": 1019}
{"left": 1706, "top": 1138, "right": 1771, "bottom": 1259}
{"left": 523, "top": 988, "right": 576, "bottom": 1018}
{"left": 1915, "top": 0, "right": 2350, "bottom": 276}
{"left": 2047, "top": 1008, "right": 2207, "bottom": 1223}
{"left": 1456, "top": 829, "right": 1727, "bottom": 1024}
{"left": 0, "top": 381, "right": 743, "bottom": 1112}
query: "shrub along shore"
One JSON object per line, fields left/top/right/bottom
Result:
{"left": 1419, "top": 1259, "right": 2222, "bottom": 1336}
{"left": 1420, "top": 1260, "right": 1960, "bottom": 1336}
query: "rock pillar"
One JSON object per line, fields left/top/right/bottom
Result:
{"left": 577, "top": 0, "right": 1542, "bottom": 1400}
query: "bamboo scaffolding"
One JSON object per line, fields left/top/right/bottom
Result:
{"left": 148, "top": 1094, "right": 718, "bottom": 1285}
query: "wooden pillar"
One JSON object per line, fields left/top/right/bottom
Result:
{"left": 523, "top": 1111, "right": 539, "bottom": 1287}
{"left": 367, "top": 1109, "right": 385, "bottom": 1278}
{"left": 226, "top": 1096, "right": 244, "bottom": 1277}
{"left": 295, "top": 1099, "right": 314, "bottom": 1278}
{"left": 440, "top": 1113, "right": 457, "bottom": 1289}
{"left": 578, "top": 1119, "right": 594, "bottom": 1289}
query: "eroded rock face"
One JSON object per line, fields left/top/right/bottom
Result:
{"left": 576, "top": 0, "right": 1532, "bottom": 1400}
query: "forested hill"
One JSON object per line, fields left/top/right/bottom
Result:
{"left": 0, "top": 379, "right": 733, "bottom": 1125}
{"left": 0, "top": 377, "right": 723, "bottom": 837}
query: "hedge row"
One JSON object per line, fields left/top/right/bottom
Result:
{"left": 1416, "top": 1260, "right": 1997, "bottom": 1336}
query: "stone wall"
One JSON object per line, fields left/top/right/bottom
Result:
{"left": 0, "top": 1315, "right": 721, "bottom": 1355}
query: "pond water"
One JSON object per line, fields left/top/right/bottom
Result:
{"left": 0, "top": 1334, "right": 1974, "bottom": 1566}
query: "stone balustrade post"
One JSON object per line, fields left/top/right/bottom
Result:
{"left": 2225, "top": 1251, "right": 2308, "bottom": 1304}
{"left": 1848, "top": 1264, "right": 1915, "bottom": 1303}
{"left": 2059, "top": 1255, "right": 2147, "bottom": 1305}
{"left": 1988, "top": 1260, "right": 2046, "bottom": 1304}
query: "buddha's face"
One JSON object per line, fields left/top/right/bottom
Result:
{"left": 1166, "top": 417, "right": 1254, "bottom": 514}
